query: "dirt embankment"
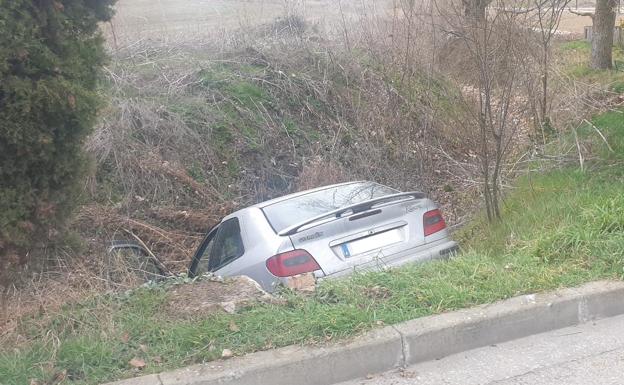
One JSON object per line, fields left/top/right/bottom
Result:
{"left": 164, "top": 276, "right": 275, "bottom": 320}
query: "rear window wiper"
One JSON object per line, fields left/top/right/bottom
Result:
{"left": 278, "top": 191, "right": 425, "bottom": 236}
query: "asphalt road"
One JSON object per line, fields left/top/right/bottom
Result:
{"left": 338, "top": 314, "right": 624, "bottom": 385}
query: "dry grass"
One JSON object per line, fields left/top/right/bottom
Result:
{"left": 0, "top": 255, "right": 144, "bottom": 342}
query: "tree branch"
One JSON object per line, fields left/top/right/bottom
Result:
{"left": 567, "top": 7, "right": 594, "bottom": 17}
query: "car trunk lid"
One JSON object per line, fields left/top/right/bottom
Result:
{"left": 282, "top": 193, "right": 428, "bottom": 276}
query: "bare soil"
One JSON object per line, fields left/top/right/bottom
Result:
{"left": 164, "top": 276, "right": 273, "bottom": 320}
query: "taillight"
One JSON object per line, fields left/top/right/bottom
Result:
{"left": 423, "top": 209, "right": 446, "bottom": 236}
{"left": 266, "top": 249, "right": 321, "bottom": 277}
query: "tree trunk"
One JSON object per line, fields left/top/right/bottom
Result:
{"left": 463, "top": 0, "right": 489, "bottom": 21}
{"left": 591, "top": 0, "right": 618, "bottom": 69}
{"left": 541, "top": 50, "right": 548, "bottom": 126}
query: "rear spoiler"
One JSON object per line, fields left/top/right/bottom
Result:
{"left": 278, "top": 191, "right": 426, "bottom": 236}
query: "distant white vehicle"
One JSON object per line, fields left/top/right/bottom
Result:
{"left": 187, "top": 181, "right": 459, "bottom": 292}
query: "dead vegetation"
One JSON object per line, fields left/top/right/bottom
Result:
{"left": 0, "top": 257, "right": 144, "bottom": 342}
{"left": 84, "top": 13, "right": 479, "bottom": 268}
{"left": 1, "top": 7, "right": 474, "bottom": 332}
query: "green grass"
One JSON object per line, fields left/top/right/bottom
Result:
{"left": 586, "top": 110, "right": 624, "bottom": 158}
{"left": 198, "top": 64, "right": 321, "bottom": 150}
{"left": 558, "top": 40, "right": 624, "bottom": 91}
{"left": 2, "top": 111, "right": 624, "bottom": 385}
{"left": 186, "top": 161, "right": 207, "bottom": 184}
{"left": 559, "top": 40, "right": 590, "bottom": 52}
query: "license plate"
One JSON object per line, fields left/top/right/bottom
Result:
{"left": 340, "top": 228, "right": 403, "bottom": 258}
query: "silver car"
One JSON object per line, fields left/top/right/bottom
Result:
{"left": 188, "top": 181, "right": 458, "bottom": 292}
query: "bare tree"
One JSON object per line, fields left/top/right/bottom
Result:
{"left": 570, "top": 0, "right": 618, "bottom": 69}
{"left": 531, "top": 0, "right": 570, "bottom": 140}
{"left": 436, "top": 0, "right": 530, "bottom": 221}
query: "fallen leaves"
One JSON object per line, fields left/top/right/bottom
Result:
{"left": 67, "top": 94, "right": 76, "bottom": 109}
{"left": 129, "top": 357, "right": 146, "bottom": 369}
{"left": 50, "top": 370, "right": 67, "bottom": 384}
{"left": 364, "top": 285, "right": 392, "bottom": 300}
{"left": 228, "top": 320, "right": 240, "bottom": 332}
{"left": 399, "top": 368, "right": 417, "bottom": 378}
{"left": 53, "top": 1, "right": 64, "bottom": 11}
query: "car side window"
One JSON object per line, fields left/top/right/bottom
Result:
{"left": 195, "top": 235, "right": 216, "bottom": 276}
{"left": 208, "top": 218, "right": 245, "bottom": 271}
{"left": 190, "top": 225, "right": 219, "bottom": 277}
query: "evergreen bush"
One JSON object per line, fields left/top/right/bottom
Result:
{"left": 0, "top": 0, "right": 115, "bottom": 278}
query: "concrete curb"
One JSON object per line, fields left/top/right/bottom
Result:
{"left": 105, "top": 280, "right": 624, "bottom": 385}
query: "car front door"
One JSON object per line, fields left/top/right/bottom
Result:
{"left": 188, "top": 217, "right": 246, "bottom": 277}
{"left": 208, "top": 217, "right": 245, "bottom": 272}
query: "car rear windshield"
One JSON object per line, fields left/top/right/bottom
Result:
{"left": 262, "top": 182, "right": 398, "bottom": 233}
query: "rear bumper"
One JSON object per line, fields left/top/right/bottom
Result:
{"left": 437, "top": 240, "right": 460, "bottom": 257}
{"left": 319, "top": 238, "right": 459, "bottom": 280}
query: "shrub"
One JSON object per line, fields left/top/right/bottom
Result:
{"left": 0, "top": 0, "right": 115, "bottom": 282}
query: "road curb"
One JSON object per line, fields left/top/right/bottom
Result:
{"left": 394, "top": 280, "right": 624, "bottom": 366}
{"left": 104, "top": 280, "right": 624, "bottom": 385}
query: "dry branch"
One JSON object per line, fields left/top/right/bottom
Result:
{"left": 123, "top": 229, "right": 172, "bottom": 276}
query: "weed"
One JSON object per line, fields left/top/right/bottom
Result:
{"left": 225, "top": 82, "right": 267, "bottom": 108}
{"left": 187, "top": 162, "right": 207, "bottom": 184}
{"left": 559, "top": 40, "right": 590, "bottom": 52}
{"left": 612, "top": 81, "right": 624, "bottom": 93}
{"left": 558, "top": 40, "right": 624, "bottom": 88}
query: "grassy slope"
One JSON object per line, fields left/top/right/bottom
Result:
{"left": 1, "top": 108, "right": 623, "bottom": 384}
{"left": 558, "top": 40, "right": 624, "bottom": 92}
